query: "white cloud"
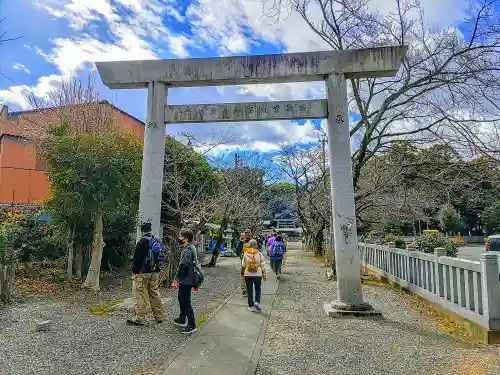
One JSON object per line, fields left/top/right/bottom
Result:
{"left": 0, "top": 74, "right": 63, "bottom": 109}
{"left": 183, "top": 0, "right": 471, "bottom": 102}
{"left": 2, "top": 1, "right": 160, "bottom": 110}
{"left": 168, "top": 34, "right": 192, "bottom": 58}
{"left": 5, "top": 0, "right": 478, "bottom": 156}
{"left": 48, "top": 28, "right": 157, "bottom": 76}
{"left": 12, "top": 64, "right": 31, "bottom": 74}
{"left": 168, "top": 118, "right": 324, "bottom": 153}
{"left": 36, "top": 0, "right": 120, "bottom": 29}
{"left": 185, "top": 0, "right": 258, "bottom": 54}
{"left": 237, "top": 82, "right": 325, "bottom": 101}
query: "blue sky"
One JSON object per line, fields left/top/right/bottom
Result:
{"left": 0, "top": 0, "right": 472, "bottom": 155}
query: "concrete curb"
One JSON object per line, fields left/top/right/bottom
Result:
{"left": 155, "top": 290, "right": 236, "bottom": 375}
{"left": 245, "top": 282, "right": 278, "bottom": 375}
{"left": 156, "top": 256, "right": 241, "bottom": 375}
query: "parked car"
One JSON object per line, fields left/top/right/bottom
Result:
{"left": 486, "top": 234, "right": 500, "bottom": 252}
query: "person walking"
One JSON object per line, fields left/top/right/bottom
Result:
{"left": 172, "top": 228, "right": 198, "bottom": 334}
{"left": 236, "top": 232, "right": 251, "bottom": 296}
{"left": 269, "top": 235, "right": 286, "bottom": 280}
{"left": 266, "top": 232, "right": 277, "bottom": 257}
{"left": 241, "top": 239, "right": 266, "bottom": 312}
{"left": 127, "top": 222, "right": 164, "bottom": 326}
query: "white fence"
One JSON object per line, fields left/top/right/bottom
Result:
{"left": 359, "top": 242, "right": 500, "bottom": 332}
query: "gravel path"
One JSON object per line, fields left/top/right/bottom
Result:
{"left": 0, "top": 256, "right": 240, "bottom": 375}
{"left": 257, "top": 244, "right": 500, "bottom": 375}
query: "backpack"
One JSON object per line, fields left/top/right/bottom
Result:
{"left": 270, "top": 242, "right": 285, "bottom": 258}
{"left": 246, "top": 253, "right": 259, "bottom": 273}
{"left": 189, "top": 247, "right": 205, "bottom": 287}
{"left": 146, "top": 235, "right": 169, "bottom": 270}
{"left": 192, "top": 262, "right": 205, "bottom": 288}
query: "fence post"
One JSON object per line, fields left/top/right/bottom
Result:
{"left": 387, "top": 242, "right": 395, "bottom": 274}
{"left": 481, "top": 253, "right": 500, "bottom": 330}
{"left": 406, "top": 244, "right": 416, "bottom": 284}
{"left": 434, "top": 247, "right": 447, "bottom": 297}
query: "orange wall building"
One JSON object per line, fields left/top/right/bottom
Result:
{"left": 0, "top": 102, "right": 144, "bottom": 205}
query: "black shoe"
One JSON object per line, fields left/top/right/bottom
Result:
{"left": 182, "top": 325, "right": 198, "bottom": 335}
{"left": 173, "top": 318, "right": 187, "bottom": 328}
{"left": 126, "top": 319, "right": 145, "bottom": 326}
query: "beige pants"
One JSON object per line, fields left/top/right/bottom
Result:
{"left": 133, "top": 272, "right": 163, "bottom": 322}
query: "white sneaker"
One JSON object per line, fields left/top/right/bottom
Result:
{"left": 254, "top": 303, "right": 262, "bottom": 312}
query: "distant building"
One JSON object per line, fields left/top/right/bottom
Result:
{"left": 263, "top": 219, "right": 303, "bottom": 236}
{"left": 0, "top": 102, "right": 144, "bottom": 205}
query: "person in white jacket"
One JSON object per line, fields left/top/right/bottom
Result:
{"left": 241, "top": 239, "right": 266, "bottom": 312}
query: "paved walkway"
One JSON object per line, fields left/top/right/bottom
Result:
{"left": 158, "top": 254, "right": 278, "bottom": 375}
{"left": 158, "top": 244, "right": 500, "bottom": 375}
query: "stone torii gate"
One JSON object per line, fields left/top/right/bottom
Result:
{"left": 96, "top": 45, "right": 407, "bottom": 315}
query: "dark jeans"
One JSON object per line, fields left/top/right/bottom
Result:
{"left": 245, "top": 276, "right": 262, "bottom": 307}
{"left": 178, "top": 283, "right": 196, "bottom": 327}
{"left": 270, "top": 259, "right": 283, "bottom": 274}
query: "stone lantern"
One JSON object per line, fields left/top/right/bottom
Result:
{"left": 222, "top": 226, "right": 235, "bottom": 257}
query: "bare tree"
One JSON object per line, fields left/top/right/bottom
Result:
{"left": 22, "top": 76, "right": 117, "bottom": 141}
{"left": 277, "top": 143, "right": 331, "bottom": 255}
{"left": 203, "top": 159, "right": 267, "bottom": 266}
{"left": 357, "top": 142, "right": 500, "bottom": 235}
{"left": 266, "top": 0, "right": 500, "bottom": 190}
{"left": 0, "top": 16, "right": 22, "bottom": 44}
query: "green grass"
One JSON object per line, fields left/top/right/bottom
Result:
{"left": 89, "top": 298, "right": 126, "bottom": 316}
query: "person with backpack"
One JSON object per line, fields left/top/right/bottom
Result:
{"left": 236, "top": 232, "right": 252, "bottom": 296}
{"left": 270, "top": 235, "right": 286, "bottom": 280}
{"left": 266, "top": 232, "right": 277, "bottom": 257}
{"left": 241, "top": 239, "right": 266, "bottom": 312}
{"left": 127, "top": 222, "right": 167, "bottom": 326}
{"left": 171, "top": 228, "right": 203, "bottom": 334}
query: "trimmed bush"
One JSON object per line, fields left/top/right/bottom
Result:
{"left": 394, "top": 238, "right": 407, "bottom": 249}
{"left": 415, "top": 232, "right": 458, "bottom": 257}
{"left": 383, "top": 234, "right": 397, "bottom": 243}
{"left": 13, "top": 218, "right": 66, "bottom": 262}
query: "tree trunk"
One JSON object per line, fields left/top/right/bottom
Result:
{"left": 0, "top": 264, "right": 14, "bottom": 304}
{"left": 74, "top": 243, "right": 83, "bottom": 279}
{"left": 314, "top": 229, "right": 324, "bottom": 257}
{"left": 66, "top": 225, "right": 75, "bottom": 282}
{"left": 208, "top": 233, "right": 223, "bottom": 266}
{"left": 0, "top": 265, "right": 6, "bottom": 303}
{"left": 82, "top": 213, "right": 104, "bottom": 291}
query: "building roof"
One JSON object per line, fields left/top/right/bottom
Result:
{"left": 8, "top": 101, "right": 145, "bottom": 126}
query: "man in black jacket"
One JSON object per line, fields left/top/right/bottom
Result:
{"left": 126, "top": 222, "right": 164, "bottom": 326}
{"left": 171, "top": 228, "right": 198, "bottom": 334}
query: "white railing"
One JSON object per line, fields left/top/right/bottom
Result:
{"left": 359, "top": 242, "right": 500, "bottom": 332}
